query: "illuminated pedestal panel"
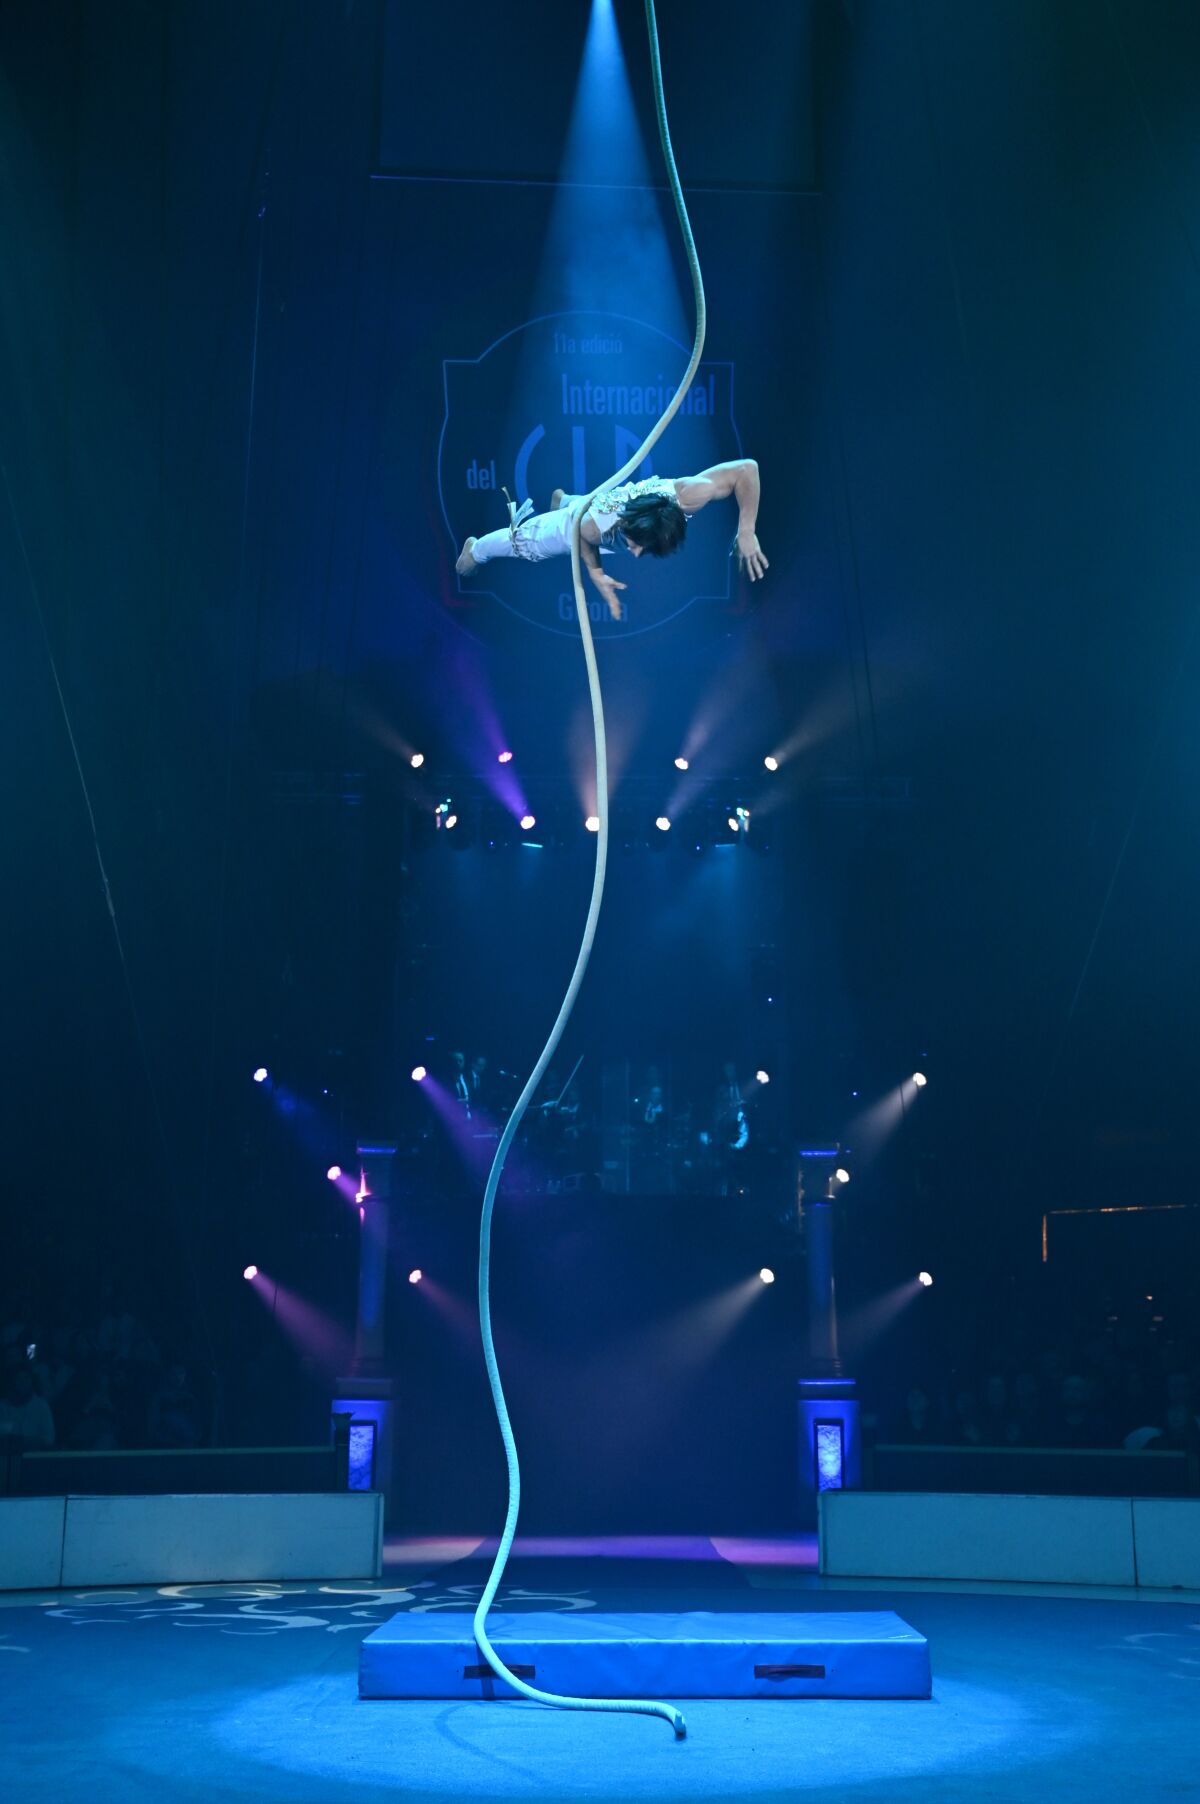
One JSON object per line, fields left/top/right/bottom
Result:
{"left": 332, "top": 1389, "right": 393, "bottom": 1502}
{"left": 797, "top": 1377, "right": 861, "bottom": 1527}
{"left": 359, "top": 1610, "right": 930, "bottom": 1700}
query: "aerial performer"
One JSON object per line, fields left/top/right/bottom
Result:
{"left": 455, "top": 462, "right": 768, "bottom": 617}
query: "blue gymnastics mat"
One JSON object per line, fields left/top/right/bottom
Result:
{"left": 359, "top": 1611, "right": 931, "bottom": 1700}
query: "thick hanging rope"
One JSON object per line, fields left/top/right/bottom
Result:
{"left": 472, "top": 0, "right": 705, "bottom": 1739}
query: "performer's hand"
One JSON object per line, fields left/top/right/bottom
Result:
{"left": 736, "top": 529, "right": 769, "bottom": 582}
{"left": 587, "top": 569, "right": 627, "bottom": 621}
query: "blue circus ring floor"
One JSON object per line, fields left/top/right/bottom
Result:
{"left": 1, "top": 1534, "right": 1198, "bottom": 1802}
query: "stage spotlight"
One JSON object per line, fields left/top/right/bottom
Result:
{"left": 755, "top": 1069, "right": 770, "bottom": 1085}
{"left": 674, "top": 756, "right": 689, "bottom": 771}
{"left": 918, "top": 1270, "right": 934, "bottom": 1288}
{"left": 444, "top": 813, "right": 458, "bottom": 830}
{"left": 520, "top": 814, "right": 536, "bottom": 831}
{"left": 759, "top": 1268, "right": 775, "bottom": 1285}
{"left": 498, "top": 750, "right": 513, "bottom": 764}
{"left": 912, "top": 1071, "right": 928, "bottom": 1088}
{"left": 411, "top": 1065, "right": 427, "bottom": 1082}
{"left": 835, "top": 1167, "right": 851, "bottom": 1184}
{"left": 727, "top": 816, "right": 740, "bottom": 833}
{"left": 408, "top": 1269, "right": 423, "bottom": 1285}
{"left": 252, "top": 1067, "right": 268, "bottom": 1084}
{"left": 326, "top": 1164, "right": 342, "bottom": 1182}
{"left": 655, "top": 816, "right": 671, "bottom": 832}
{"left": 243, "top": 1264, "right": 258, "bottom": 1281}
{"left": 764, "top": 755, "right": 779, "bottom": 772}
{"left": 410, "top": 752, "right": 424, "bottom": 769}
{"left": 585, "top": 815, "right": 600, "bottom": 832}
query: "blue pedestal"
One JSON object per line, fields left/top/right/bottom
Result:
{"left": 359, "top": 1610, "right": 930, "bottom": 1700}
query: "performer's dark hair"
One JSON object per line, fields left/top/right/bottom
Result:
{"left": 618, "top": 493, "right": 687, "bottom": 557}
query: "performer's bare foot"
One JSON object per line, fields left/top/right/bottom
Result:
{"left": 456, "top": 537, "right": 479, "bottom": 574}
{"left": 550, "top": 488, "right": 566, "bottom": 510}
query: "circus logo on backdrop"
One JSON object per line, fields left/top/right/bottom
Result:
{"left": 438, "top": 311, "right": 739, "bottom": 639}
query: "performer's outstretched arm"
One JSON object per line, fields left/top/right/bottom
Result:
{"left": 580, "top": 535, "right": 627, "bottom": 621}
{"left": 674, "top": 458, "right": 768, "bottom": 580}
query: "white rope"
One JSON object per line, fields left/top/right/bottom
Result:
{"left": 472, "top": 0, "right": 707, "bottom": 1737}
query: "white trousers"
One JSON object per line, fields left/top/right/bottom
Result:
{"left": 471, "top": 494, "right": 596, "bottom": 564}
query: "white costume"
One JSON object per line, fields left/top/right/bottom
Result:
{"left": 468, "top": 478, "right": 682, "bottom": 565}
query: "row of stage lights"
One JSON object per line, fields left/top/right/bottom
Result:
{"left": 252, "top": 1063, "right": 929, "bottom": 1145}
{"left": 253, "top": 1060, "right": 928, "bottom": 1111}
{"left": 246, "top": 1066, "right": 932, "bottom": 1285}
{"left": 241, "top": 1257, "right": 773, "bottom": 1288}
{"left": 434, "top": 800, "right": 758, "bottom": 841}
{"left": 242, "top": 1260, "right": 426, "bottom": 1284}
{"left": 411, "top": 746, "right": 781, "bottom": 843}
{"left": 253, "top": 1061, "right": 827, "bottom": 1096}
{"left": 242, "top": 1261, "right": 932, "bottom": 1288}
{"left": 409, "top": 1064, "right": 773, "bottom": 1087}
{"left": 411, "top": 751, "right": 782, "bottom": 775}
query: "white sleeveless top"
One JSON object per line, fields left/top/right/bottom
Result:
{"left": 587, "top": 477, "right": 681, "bottom": 543}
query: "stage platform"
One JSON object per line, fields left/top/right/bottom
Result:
{"left": 359, "top": 1608, "right": 931, "bottom": 1699}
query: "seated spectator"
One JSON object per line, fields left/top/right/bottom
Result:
{"left": 893, "top": 1385, "right": 939, "bottom": 1444}
{"left": 69, "top": 1372, "right": 119, "bottom": 1451}
{"left": 1052, "top": 1373, "right": 1108, "bottom": 1448}
{"left": 0, "top": 1366, "right": 56, "bottom": 1450}
{"left": 115, "top": 1331, "right": 163, "bottom": 1445}
{"left": 147, "top": 1363, "right": 204, "bottom": 1448}
{"left": 1165, "top": 1369, "right": 1197, "bottom": 1425}
{"left": 1143, "top": 1403, "right": 1200, "bottom": 1461}
{"left": 1114, "top": 1364, "right": 1151, "bottom": 1444}
{"left": 950, "top": 1386, "right": 984, "bottom": 1446}
{"left": 1008, "top": 1371, "right": 1047, "bottom": 1446}
{"left": 42, "top": 1325, "right": 77, "bottom": 1407}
